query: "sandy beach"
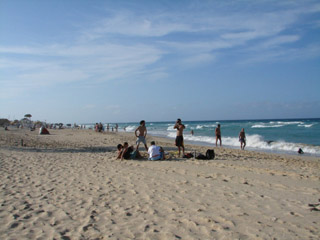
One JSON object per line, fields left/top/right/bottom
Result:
{"left": 0, "top": 127, "right": 319, "bottom": 239}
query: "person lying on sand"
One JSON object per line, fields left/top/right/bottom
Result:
{"left": 117, "top": 142, "right": 141, "bottom": 160}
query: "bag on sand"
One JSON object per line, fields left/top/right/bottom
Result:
{"left": 206, "top": 149, "right": 215, "bottom": 160}
{"left": 195, "top": 153, "right": 207, "bottom": 160}
{"left": 183, "top": 153, "right": 194, "bottom": 159}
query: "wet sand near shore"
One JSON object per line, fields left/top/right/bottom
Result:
{"left": 1, "top": 128, "right": 319, "bottom": 239}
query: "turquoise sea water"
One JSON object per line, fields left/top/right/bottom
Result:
{"left": 85, "top": 119, "right": 320, "bottom": 156}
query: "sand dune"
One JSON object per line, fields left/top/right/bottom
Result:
{"left": 0, "top": 128, "right": 319, "bottom": 239}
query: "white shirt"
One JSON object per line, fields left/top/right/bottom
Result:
{"left": 148, "top": 145, "right": 160, "bottom": 159}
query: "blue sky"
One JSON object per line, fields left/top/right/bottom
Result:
{"left": 1, "top": 0, "right": 320, "bottom": 123}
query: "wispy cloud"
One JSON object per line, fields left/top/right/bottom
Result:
{"left": 1, "top": 0, "right": 320, "bottom": 100}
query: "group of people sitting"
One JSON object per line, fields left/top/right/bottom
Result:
{"left": 117, "top": 141, "right": 165, "bottom": 161}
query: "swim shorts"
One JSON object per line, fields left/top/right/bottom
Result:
{"left": 175, "top": 136, "right": 184, "bottom": 147}
{"left": 136, "top": 136, "right": 146, "bottom": 145}
{"left": 149, "top": 152, "right": 163, "bottom": 161}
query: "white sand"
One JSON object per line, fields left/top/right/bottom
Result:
{"left": 0, "top": 128, "right": 319, "bottom": 239}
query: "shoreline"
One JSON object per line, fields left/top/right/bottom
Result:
{"left": 83, "top": 118, "right": 320, "bottom": 157}
{"left": 1, "top": 126, "right": 319, "bottom": 161}
{"left": 1, "top": 127, "right": 319, "bottom": 239}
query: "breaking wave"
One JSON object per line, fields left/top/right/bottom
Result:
{"left": 167, "top": 132, "right": 320, "bottom": 155}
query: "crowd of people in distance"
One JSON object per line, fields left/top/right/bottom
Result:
{"left": 95, "top": 123, "right": 118, "bottom": 132}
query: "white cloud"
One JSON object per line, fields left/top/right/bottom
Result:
{"left": 182, "top": 53, "right": 216, "bottom": 66}
{"left": 1, "top": 0, "right": 320, "bottom": 100}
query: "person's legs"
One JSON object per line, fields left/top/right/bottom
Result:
{"left": 136, "top": 137, "right": 141, "bottom": 150}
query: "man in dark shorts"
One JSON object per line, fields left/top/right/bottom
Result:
{"left": 174, "top": 118, "right": 185, "bottom": 157}
{"left": 239, "top": 128, "right": 246, "bottom": 150}
{"left": 215, "top": 124, "right": 222, "bottom": 147}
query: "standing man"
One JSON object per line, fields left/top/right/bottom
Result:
{"left": 135, "top": 120, "right": 148, "bottom": 151}
{"left": 215, "top": 124, "right": 222, "bottom": 147}
{"left": 239, "top": 128, "right": 246, "bottom": 150}
{"left": 174, "top": 118, "right": 185, "bottom": 157}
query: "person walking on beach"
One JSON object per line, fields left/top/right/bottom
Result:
{"left": 215, "top": 124, "right": 222, "bottom": 146}
{"left": 239, "top": 128, "right": 246, "bottom": 150}
{"left": 174, "top": 118, "right": 185, "bottom": 157}
{"left": 135, "top": 120, "right": 148, "bottom": 151}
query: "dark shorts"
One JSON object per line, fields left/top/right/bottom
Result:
{"left": 216, "top": 134, "right": 221, "bottom": 139}
{"left": 175, "top": 136, "right": 184, "bottom": 147}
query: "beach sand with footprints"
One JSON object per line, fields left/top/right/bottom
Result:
{"left": 0, "top": 128, "right": 319, "bottom": 239}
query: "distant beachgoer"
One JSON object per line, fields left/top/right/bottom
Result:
{"left": 4, "top": 126, "right": 9, "bottom": 131}
{"left": 239, "top": 128, "right": 246, "bottom": 150}
{"left": 107, "top": 124, "right": 110, "bottom": 132}
{"left": 215, "top": 124, "right": 222, "bottom": 147}
{"left": 174, "top": 118, "right": 185, "bottom": 157}
{"left": 135, "top": 120, "right": 148, "bottom": 151}
{"left": 115, "top": 124, "right": 118, "bottom": 132}
{"left": 124, "top": 127, "right": 126, "bottom": 131}
{"left": 148, "top": 141, "right": 165, "bottom": 160}
{"left": 298, "top": 148, "right": 304, "bottom": 154}
{"left": 117, "top": 142, "right": 140, "bottom": 160}
{"left": 191, "top": 130, "right": 194, "bottom": 136}
{"left": 98, "top": 122, "right": 103, "bottom": 132}
{"left": 95, "top": 123, "right": 99, "bottom": 132}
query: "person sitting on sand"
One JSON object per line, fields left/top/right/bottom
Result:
{"left": 148, "top": 141, "right": 165, "bottom": 160}
{"left": 135, "top": 120, "right": 148, "bottom": 151}
{"left": 239, "top": 128, "right": 246, "bottom": 150}
{"left": 117, "top": 142, "right": 141, "bottom": 160}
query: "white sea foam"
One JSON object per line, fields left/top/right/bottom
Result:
{"left": 166, "top": 132, "right": 320, "bottom": 155}
{"left": 252, "top": 124, "right": 283, "bottom": 128}
{"left": 298, "top": 124, "right": 313, "bottom": 128}
{"left": 270, "top": 121, "right": 304, "bottom": 125}
{"left": 252, "top": 120, "right": 307, "bottom": 128}
{"left": 167, "top": 124, "right": 176, "bottom": 132}
{"left": 124, "top": 125, "right": 136, "bottom": 132}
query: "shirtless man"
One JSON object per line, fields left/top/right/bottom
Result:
{"left": 135, "top": 120, "right": 148, "bottom": 151}
{"left": 215, "top": 124, "right": 222, "bottom": 147}
{"left": 174, "top": 118, "right": 185, "bottom": 157}
{"left": 239, "top": 128, "right": 246, "bottom": 150}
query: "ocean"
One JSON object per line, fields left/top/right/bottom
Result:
{"left": 85, "top": 119, "right": 320, "bottom": 156}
